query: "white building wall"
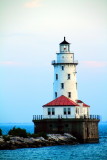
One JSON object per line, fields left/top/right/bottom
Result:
{"left": 53, "top": 63, "right": 78, "bottom": 101}
{"left": 76, "top": 103, "right": 90, "bottom": 117}
{"left": 43, "top": 106, "right": 76, "bottom": 119}
{"left": 57, "top": 53, "right": 74, "bottom": 63}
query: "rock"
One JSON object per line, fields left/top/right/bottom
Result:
{"left": 23, "top": 138, "right": 34, "bottom": 144}
{"left": 64, "top": 133, "right": 77, "bottom": 139}
{"left": 36, "top": 137, "right": 45, "bottom": 141}
{"left": 0, "top": 133, "right": 78, "bottom": 150}
{"left": 0, "top": 137, "right": 4, "bottom": 143}
{"left": 10, "top": 136, "right": 24, "bottom": 142}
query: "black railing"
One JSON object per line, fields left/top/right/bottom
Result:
{"left": 33, "top": 115, "right": 100, "bottom": 121}
{"left": 51, "top": 60, "right": 78, "bottom": 65}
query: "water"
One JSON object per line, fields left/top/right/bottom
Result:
{"left": 0, "top": 123, "right": 107, "bottom": 160}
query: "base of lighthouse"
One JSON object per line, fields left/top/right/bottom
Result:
{"left": 33, "top": 118, "right": 99, "bottom": 143}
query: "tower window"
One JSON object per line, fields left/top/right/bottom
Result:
{"left": 68, "top": 92, "right": 71, "bottom": 98}
{"left": 61, "top": 83, "right": 64, "bottom": 89}
{"left": 68, "top": 74, "right": 70, "bottom": 79}
{"left": 62, "top": 66, "right": 64, "bottom": 70}
{"left": 56, "top": 74, "right": 58, "bottom": 80}
{"left": 76, "top": 82, "right": 77, "bottom": 90}
{"left": 55, "top": 92, "right": 57, "bottom": 98}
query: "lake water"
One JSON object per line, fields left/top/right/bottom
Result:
{"left": 0, "top": 122, "right": 107, "bottom": 160}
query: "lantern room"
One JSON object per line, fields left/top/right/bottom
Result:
{"left": 60, "top": 37, "right": 70, "bottom": 53}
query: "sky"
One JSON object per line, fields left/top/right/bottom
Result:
{"left": 0, "top": 0, "right": 107, "bottom": 123}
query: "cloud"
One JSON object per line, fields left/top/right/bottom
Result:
{"left": 24, "top": 0, "right": 41, "bottom": 8}
{"left": 82, "top": 61, "right": 107, "bottom": 68}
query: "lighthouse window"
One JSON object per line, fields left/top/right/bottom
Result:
{"left": 68, "top": 108, "right": 71, "bottom": 115}
{"left": 68, "top": 74, "right": 71, "bottom": 79}
{"left": 48, "top": 108, "right": 55, "bottom": 115}
{"left": 76, "top": 108, "right": 79, "bottom": 114}
{"left": 52, "top": 108, "right": 55, "bottom": 115}
{"left": 61, "top": 83, "right": 64, "bottom": 89}
{"left": 76, "top": 108, "right": 77, "bottom": 114}
{"left": 64, "top": 108, "right": 67, "bottom": 115}
{"left": 55, "top": 92, "right": 57, "bottom": 98}
{"left": 62, "top": 66, "right": 64, "bottom": 70}
{"left": 76, "top": 82, "right": 77, "bottom": 90}
{"left": 56, "top": 74, "right": 58, "bottom": 80}
{"left": 68, "top": 92, "right": 71, "bottom": 98}
{"left": 48, "top": 108, "right": 51, "bottom": 115}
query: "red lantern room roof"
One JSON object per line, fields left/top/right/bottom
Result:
{"left": 43, "top": 95, "right": 79, "bottom": 107}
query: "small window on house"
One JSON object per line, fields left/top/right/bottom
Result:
{"left": 56, "top": 74, "right": 58, "bottom": 80}
{"left": 76, "top": 108, "right": 78, "bottom": 114}
{"left": 64, "top": 108, "right": 67, "bottom": 115}
{"left": 48, "top": 108, "right": 51, "bottom": 115}
{"left": 52, "top": 108, "right": 55, "bottom": 115}
{"left": 55, "top": 92, "right": 57, "bottom": 98}
{"left": 68, "top": 74, "right": 70, "bottom": 79}
{"left": 68, "top": 92, "right": 71, "bottom": 98}
{"left": 61, "top": 83, "right": 64, "bottom": 89}
{"left": 62, "top": 66, "right": 64, "bottom": 70}
{"left": 76, "top": 108, "right": 79, "bottom": 114}
{"left": 68, "top": 108, "right": 71, "bottom": 115}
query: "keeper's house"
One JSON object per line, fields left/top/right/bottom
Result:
{"left": 43, "top": 95, "right": 90, "bottom": 119}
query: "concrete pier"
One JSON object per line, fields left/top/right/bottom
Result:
{"left": 33, "top": 116, "right": 100, "bottom": 143}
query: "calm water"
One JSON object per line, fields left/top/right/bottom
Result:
{"left": 0, "top": 123, "right": 107, "bottom": 160}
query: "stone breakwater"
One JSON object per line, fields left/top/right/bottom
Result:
{"left": 0, "top": 133, "right": 78, "bottom": 150}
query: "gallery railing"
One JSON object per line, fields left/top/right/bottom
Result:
{"left": 33, "top": 115, "right": 100, "bottom": 121}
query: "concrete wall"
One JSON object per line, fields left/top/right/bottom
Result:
{"left": 33, "top": 118, "right": 99, "bottom": 143}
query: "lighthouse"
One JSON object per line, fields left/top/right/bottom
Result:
{"left": 33, "top": 37, "right": 100, "bottom": 143}
{"left": 52, "top": 37, "right": 78, "bottom": 101}
{"left": 43, "top": 37, "right": 90, "bottom": 119}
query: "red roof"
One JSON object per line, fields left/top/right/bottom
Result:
{"left": 43, "top": 95, "right": 79, "bottom": 107}
{"left": 76, "top": 100, "right": 90, "bottom": 107}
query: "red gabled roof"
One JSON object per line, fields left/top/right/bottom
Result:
{"left": 76, "top": 100, "right": 90, "bottom": 107}
{"left": 77, "top": 100, "right": 83, "bottom": 103}
{"left": 83, "top": 103, "right": 90, "bottom": 107}
{"left": 43, "top": 95, "right": 79, "bottom": 107}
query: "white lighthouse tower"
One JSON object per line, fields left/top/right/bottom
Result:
{"left": 52, "top": 37, "right": 78, "bottom": 102}
{"left": 43, "top": 37, "right": 90, "bottom": 119}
